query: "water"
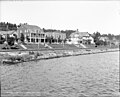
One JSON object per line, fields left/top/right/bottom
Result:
{"left": 1, "top": 51, "right": 120, "bottom": 96}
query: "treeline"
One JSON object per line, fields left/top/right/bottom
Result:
{"left": 0, "top": 22, "right": 17, "bottom": 31}
{"left": 93, "top": 32, "right": 120, "bottom": 46}
{"left": 93, "top": 32, "right": 120, "bottom": 40}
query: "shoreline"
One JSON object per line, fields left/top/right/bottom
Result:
{"left": 0, "top": 47, "right": 119, "bottom": 64}
{"left": 1, "top": 50, "right": 120, "bottom": 97}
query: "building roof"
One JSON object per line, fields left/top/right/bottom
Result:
{"left": 45, "top": 31, "right": 61, "bottom": 33}
{"left": 70, "top": 31, "right": 90, "bottom": 38}
{"left": 17, "top": 24, "right": 43, "bottom": 33}
{"left": 99, "top": 36, "right": 110, "bottom": 42}
{"left": 45, "top": 31, "right": 66, "bottom": 35}
{"left": 99, "top": 36, "right": 109, "bottom": 39}
{"left": 20, "top": 24, "right": 41, "bottom": 29}
{"left": 75, "top": 31, "right": 90, "bottom": 36}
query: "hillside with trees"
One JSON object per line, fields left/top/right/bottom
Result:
{"left": 0, "top": 22, "right": 17, "bottom": 31}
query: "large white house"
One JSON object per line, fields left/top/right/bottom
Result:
{"left": 17, "top": 24, "right": 46, "bottom": 44}
{"left": 17, "top": 24, "right": 66, "bottom": 44}
{"left": 67, "top": 30, "right": 94, "bottom": 44}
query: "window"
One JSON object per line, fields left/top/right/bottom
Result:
{"left": 41, "top": 39, "right": 44, "bottom": 42}
{"left": 31, "top": 33, "right": 34, "bottom": 37}
{"left": 31, "top": 38, "right": 35, "bottom": 42}
{"left": 34, "top": 33, "right": 36, "bottom": 37}
{"left": 80, "top": 41, "right": 82, "bottom": 43}
{"left": 36, "top": 39, "right": 39, "bottom": 42}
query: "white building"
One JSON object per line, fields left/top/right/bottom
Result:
{"left": 17, "top": 24, "right": 46, "bottom": 44}
{"left": 67, "top": 30, "right": 94, "bottom": 44}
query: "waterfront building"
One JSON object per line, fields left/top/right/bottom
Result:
{"left": 109, "top": 37, "right": 119, "bottom": 46}
{"left": 98, "top": 36, "right": 110, "bottom": 45}
{"left": 17, "top": 24, "right": 46, "bottom": 44}
{"left": 99, "top": 36, "right": 109, "bottom": 42}
{"left": 45, "top": 31, "right": 66, "bottom": 43}
{"left": 67, "top": 30, "right": 94, "bottom": 44}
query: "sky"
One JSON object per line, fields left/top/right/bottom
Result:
{"left": 0, "top": 1, "right": 120, "bottom": 35}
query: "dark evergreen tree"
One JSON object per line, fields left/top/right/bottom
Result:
{"left": 0, "top": 22, "right": 17, "bottom": 31}
{"left": 0, "top": 34, "right": 5, "bottom": 44}
{"left": 92, "top": 31, "right": 101, "bottom": 46}
{"left": 20, "top": 33, "right": 25, "bottom": 43}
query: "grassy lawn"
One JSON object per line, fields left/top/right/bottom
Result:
{"left": 0, "top": 43, "right": 119, "bottom": 52}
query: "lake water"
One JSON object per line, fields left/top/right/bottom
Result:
{"left": 1, "top": 51, "right": 120, "bottom": 96}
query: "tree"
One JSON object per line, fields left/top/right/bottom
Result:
{"left": 92, "top": 31, "right": 101, "bottom": 46}
{"left": 7, "top": 37, "right": 15, "bottom": 46}
{"left": 13, "top": 34, "right": 18, "bottom": 42}
{"left": 20, "top": 33, "right": 25, "bottom": 43}
{"left": 26, "top": 36, "right": 30, "bottom": 42}
{"left": 0, "top": 22, "right": 17, "bottom": 31}
{"left": 0, "top": 34, "right": 5, "bottom": 44}
{"left": 5, "top": 34, "right": 15, "bottom": 46}
{"left": 58, "top": 36, "right": 62, "bottom": 43}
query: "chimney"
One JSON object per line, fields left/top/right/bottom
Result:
{"left": 76, "top": 29, "right": 79, "bottom": 32}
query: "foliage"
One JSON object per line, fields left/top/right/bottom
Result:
{"left": 26, "top": 36, "right": 30, "bottom": 42}
{"left": 92, "top": 31, "right": 101, "bottom": 45}
{"left": 7, "top": 37, "right": 15, "bottom": 46}
{"left": 0, "top": 34, "right": 5, "bottom": 44}
{"left": 20, "top": 33, "right": 25, "bottom": 43}
{"left": 0, "top": 22, "right": 17, "bottom": 31}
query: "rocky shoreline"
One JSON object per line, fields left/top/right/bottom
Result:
{"left": 0, "top": 48, "right": 119, "bottom": 65}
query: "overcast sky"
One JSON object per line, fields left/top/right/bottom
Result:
{"left": 1, "top": 1, "right": 120, "bottom": 35}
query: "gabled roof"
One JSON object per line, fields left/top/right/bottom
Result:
{"left": 22, "top": 24, "right": 41, "bottom": 29}
{"left": 70, "top": 31, "right": 90, "bottom": 38}
{"left": 75, "top": 31, "right": 90, "bottom": 37}
{"left": 99, "top": 36, "right": 109, "bottom": 40}
{"left": 18, "top": 24, "right": 42, "bottom": 31}
{"left": 45, "top": 31, "right": 61, "bottom": 33}
{"left": 17, "top": 24, "right": 44, "bottom": 34}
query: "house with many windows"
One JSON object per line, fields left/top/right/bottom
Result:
{"left": 45, "top": 31, "right": 66, "bottom": 43}
{"left": 17, "top": 24, "right": 46, "bottom": 44}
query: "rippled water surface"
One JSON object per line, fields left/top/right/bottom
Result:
{"left": 1, "top": 51, "right": 120, "bottom": 96}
